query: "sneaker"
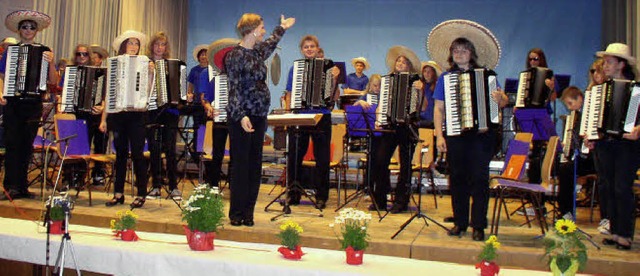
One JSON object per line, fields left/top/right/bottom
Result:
{"left": 597, "top": 219, "right": 611, "bottom": 235}
{"left": 147, "top": 188, "right": 161, "bottom": 199}
{"left": 169, "top": 189, "right": 182, "bottom": 201}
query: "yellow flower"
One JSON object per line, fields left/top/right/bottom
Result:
{"left": 110, "top": 219, "right": 116, "bottom": 229}
{"left": 280, "top": 220, "right": 303, "bottom": 233}
{"left": 555, "top": 219, "right": 577, "bottom": 235}
{"left": 492, "top": 241, "right": 501, "bottom": 250}
{"left": 485, "top": 235, "right": 497, "bottom": 244}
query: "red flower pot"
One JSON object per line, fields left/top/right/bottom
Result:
{"left": 475, "top": 261, "right": 500, "bottom": 276}
{"left": 49, "top": 220, "right": 64, "bottom": 235}
{"left": 116, "top": 229, "right": 139, "bottom": 241}
{"left": 278, "top": 245, "right": 304, "bottom": 260}
{"left": 183, "top": 225, "right": 215, "bottom": 251}
{"left": 345, "top": 246, "right": 364, "bottom": 265}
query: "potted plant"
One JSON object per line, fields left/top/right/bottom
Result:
{"left": 181, "top": 185, "right": 224, "bottom": 251}
{"left": 276, "top": 220, "right": 304, "bottom": 260}
{"left": 49, "top": 204, "right": 65, "bottom": 235}
{"left": 330, "top": 208, "right": 371, "bottom": 265}
{"left": 476, "top": 235, "right": 501, "bottom": 276}
{"left": 110, "top": 210, "right": 139, "bottom": 241}
{"left": 543, "top": 219, "right": 588, "bottom": 276}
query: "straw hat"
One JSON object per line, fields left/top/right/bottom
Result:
{"left": 111, "top": 30, "right": 147, "bottom": 52}
{"left": 427, "top": 19, "right": 501, "bottom": 70}
{"left": 90, "top": 44, "right": 109, "bottom": 58}
{"left": 207, "top": 38, "right": 239, "bottom": 72}
{"left": 1, "top": 37, "right": 18, "bottom": 46}
{"left": 192, "top": 44, "right": 208, "bottom": 62}
{"left": 596, "top": 43, "right": 636, "bottom": 65}
{"left": 421, "top": 60, "right": 442, "bottom": 77}
{"left": 5, "top": 10, "right": 51, "bottom": 33}
{"left": 351, "top": 57, "right": 370, "bottom": 71}
{"left": 386, "top": 45, "right": 421, "bottom": 73}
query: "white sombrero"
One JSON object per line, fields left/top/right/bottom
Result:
{"left": 90, "top": 44, "right": 109, "bottom": 58}
{"left": 5, "top": 10, "right": 51, "bottom": 33}
{"left": 596, "top": 43, "right": 636, "bottom": 65}
{"left": 351, "top": 57, "right": 370, "bottom": 71}
{"left": 111, "top": 30, "right": 147, "bottom": 52}
{"left": 207, "top": 38, "right": 239, "bottom": 72}
{"left": 427, "top": 19, "right": 501, "bottom": 70}
{"left": 421, "top": 60, "right": 442, "bottom": 77}
{"left": 192, "top": 44, "right": 208, "bottom": 62}
{"left": 386, "top": 45, "right": 421, "bottom": 73}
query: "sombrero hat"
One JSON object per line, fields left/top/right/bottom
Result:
{"left": 192, "top": 44, "right": 208, "bottom": 62}
{"left": 386, "top": 45, "right": 421, "bottom": 73}
{"left": 112, "top": 30, "right": 147, "bottom": 52}
{"left": 427, "top": 19, "right": 501, "bottom": 70}
{"left": 1, "top": 37, "right": 18, "bottom": 46}
{"left": 90, "top": 44, "right": 109, "bottom": 58}
{"left": 5, "top": 10, "right": 51, "bottom": 33}
{"left": 207, "top": 38, "right": 239, "bottom": 72}
{"left": 351, "top": 57, "right": 370, "bottom": 71}
{"left": 596, "top": 43, "right": 636, "bottom": 65}
{"left": 421, "top": 60, "right": 442, "bottom": 77}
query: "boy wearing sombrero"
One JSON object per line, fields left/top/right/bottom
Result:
{"left": 430, "top": 20, "right": 508, "bottom": 241}
{"left": 90, "top": 44, "right": 108, "bottom": 66}
{"left": 342, "top": 57, "right": 370, "bottom": 95}
{"left": 0, "top": 10, "right": 58, "bottom": 200}
{"left": 187, "top": 44, "right": 209, "bottom": 101}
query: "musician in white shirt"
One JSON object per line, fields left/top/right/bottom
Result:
{"left": 0, "top": 10, "right": 57, "bottom": 201}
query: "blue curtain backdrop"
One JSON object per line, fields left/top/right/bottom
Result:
{"left": 188, "top": 0, "right": 601, "bottom": 113}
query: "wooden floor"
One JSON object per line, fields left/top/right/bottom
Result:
{"left": 0, "top": 176, "right": 639, "bottom": 276}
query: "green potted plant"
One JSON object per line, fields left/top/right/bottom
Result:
{"left": 110, "top": 210, "right": 139, "bottom": 241}
{"left": 330, "top": 208, "right": 371, "bottom": 265}
{"left": 181, "top": 185, "right": 225, "bottom": 251}
{"left": 476, "top": 235, "right": 501, "bottom": 276}
{"left": 276, "top": 220, "right": 304, "bottom": 260}
{"left": 543, "top": 219, "right": 588, "bottom": 276}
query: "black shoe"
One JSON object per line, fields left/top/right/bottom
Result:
{"left": 389, "top": 203, "right": 408, "bottom": 214}
{"left": 472, "top": 228, "right": 485, "bottom": 241}
{"left": 242, "top": 219, "right": 254, "bottom": 227}
{"left": 602, "top": 238, "right": 617, "bottom": 246}
{"left": 105, "top": 195, "right": 124, "bottom": 207}
{"left": 230, "top": 219, "right": 242, "bottom": 226}
{"left": 316, "top": 199, "right": 326, "bottom": 210}
{"left": 130, "top": 197, "right": 146, "bottom": 209}
{"left": 447, "top": 226, "right": 467, "bottom": 237}
{"left": 443, "top": 216, "right": 455, "bottom": 223}
{"left": 616, "top": 241, "right": 632, "bottom": 250}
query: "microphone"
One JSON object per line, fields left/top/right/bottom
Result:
{"left": 54, "top": 134, "right": 77, "bottom": 143}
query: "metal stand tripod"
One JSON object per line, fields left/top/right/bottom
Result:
{"left": 52, "top": 207, "right": 82, "bottom": 275}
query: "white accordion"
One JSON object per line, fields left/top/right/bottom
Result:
{"left": 213, "top": 74, "right": 229, "bottom": 123}
{"left": 105, "top": 55, "right": 151, "bottom": 113}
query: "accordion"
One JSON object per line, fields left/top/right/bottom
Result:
{"left": 443, "top": 68, "right": 499, "bottom": 136}
{"left": 366, "top": 93, "right": 378, "bottom": 105}
{"left": 580, "top": 79, "right": 640, "bottom": 139}
{"left": 560, "top": 110, "right": 579, "bottom": 163}
{"left": 377, "top": 72, "right": 421, "bottom": 126}
{"left": 2, "top": 44, "right": 50, "bottom": 99}
{"left": 213, "top": 74, "right": 229, "bottom": 123}
{"left": 515, "top": 67, "right": 553, "bottom": 108}
{"left": 105, "top": 55, "right": 151, "bottom": 113}
{"left": 61, "top": 66, "right": 106, "bottom": 113}
{"left": 290, "top": 58, "right": 335, "bottom": 109}
{"left": 154, "top": 59, "right": 187, "bottom": 108}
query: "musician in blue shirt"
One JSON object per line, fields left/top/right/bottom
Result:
{"left": 0, "top": 10, "right": 58, "bottom": 201}
{"left": 431, "top": 20, "right": 508, "bottom": 241}
{"left": 187, "top": 44, "right": 208, "bottom": 100}
{"left": 418, "top": 61, "right": 441, "bottom": 128}
{"left": 284, "top": 35, "right": 339, "bottom": 210}
{"left": 342, "top": 57, "right": 369, "bottom": 95}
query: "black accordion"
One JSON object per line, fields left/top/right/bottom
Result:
{"left": 443, "top": 68, "right": 499, "bottom": 136}
{"left": 580, "top": 79, "right": 640, "bottom": 139}
{"left": 377, "top": 72, "right": 421, "bottom": 126}
{"left": 61, "top": 66, "right": 106, "bottom": 113}
{"left": 154, "top": 59, "right": 187, "bottom": 108}
{"left": 515, "top": 67, "right": 553, "bottom": 108}
{"left": 105, "top": 55, "right": 151, "bottom": 113}
{"left": 290, "top": 58, "right": 334, "bottom": 109}
{"left": 560, "top": 110, "right": 580, "bottom": 163}
{"left": 2, "top": 44, "right": 50, "bottom": 99}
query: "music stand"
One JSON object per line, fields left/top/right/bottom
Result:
{"left": 264, "top": 113, "right": 324, "bottom": 221}
{"left": 514, "top": 108, "right": 557, "bottom": 141}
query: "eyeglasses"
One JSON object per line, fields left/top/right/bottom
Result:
{"left": 75, "top": 52, "right": 89, "bottom": 57}
{"left": 19, "top": 25, "right": 36, "bottom": 31}
{"left": 528, "top": 57, "right": 540, "bottom": 61}
{"left": 589, "top": 69, "right": 597, "bottom": 74}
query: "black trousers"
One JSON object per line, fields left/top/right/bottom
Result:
{"left": 287, "top": 114, "right": 332, "bottom": 201}
{"left": 594, "top": 139, "right": 640, "bottom": 238}
{"left": 146, "top": 109, "right": 179, "bottom": 190}
{"left": 205, "top": 122, "right": 228, "bottom": 187}
{"left": 446, "top": 129, "right": 497, "bottom": 230}
{"left": 228, "top": 115, "right": 266, "bottom": 221}
{"left": 109, "top": 112, "right": 147, "bottom": 197}
{"left": 371, "top": 124, "right": 417, "bottom": 207}
{"left": 557, "top": 154, "right": 595, "bottom": 216}
{"left": 3, "top": 99, "right": 41, "bottom": 193}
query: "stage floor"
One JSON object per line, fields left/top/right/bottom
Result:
{"left": 0, "top": 179, "right": 638, "bottom": 275}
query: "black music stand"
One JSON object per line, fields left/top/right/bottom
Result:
{"left": 264, "top": 113, "right": 323, "bottom": 221}
{"left": 176, "top": 104, "right": 202, "bottom": 187}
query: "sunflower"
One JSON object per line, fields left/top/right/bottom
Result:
{"left": 555, "top": 219, "right": 577, "bottom": 235}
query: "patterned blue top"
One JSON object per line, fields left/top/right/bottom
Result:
{"left": 224, "top": 26, "right": 285, "bottom": 122}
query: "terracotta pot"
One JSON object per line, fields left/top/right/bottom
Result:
{"left": 345, "top": 246, "right": 364, "bottom": 265}
{"left": 278, "top": 245, "right": 304, "bottom": 260}
{"left": 118, "top": 229, "right": 139, "bottom": 241}
{"left": 183, "top": 225, "right": 215, "bottom": 251}
{"left": 475, "top": 261, "right": 500, "bottom": 276}
{"left": 49, "top": 220, "right": 64, "bottom": 235}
